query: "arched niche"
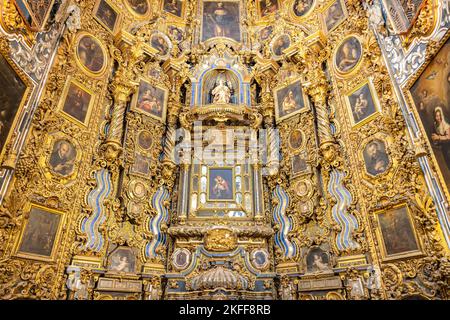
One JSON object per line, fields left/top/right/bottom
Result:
{"left": 202, "top": 69, "right": 240, "bottom": 105}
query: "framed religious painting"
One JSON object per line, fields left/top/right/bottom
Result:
{"left": 270, "top": 34, "right": 291, "bottom": 60}
{"left": 131, "top": 153, "right": 151, "bottom": 177}
{"left": 344, "top": 80, "right": 381, "bottom": 128}
{"left": 291, "top": 152, "right": 309, "bottom": 177}
{"left": 74, "top": 32, "right": 108, "bottom": 77}
{"left": 107, "top": 246, "right": 137, "bottom": 274}
{"left": 201, "top": 0, "right": 242, "bottom": 43}
{"left": 124, "top": 0, "right": 151, "bottom": 19}
{"left": 14, "top": 0, "right": 55, "bottom": 31}
{"left": 93, "top": 0, "right": 121, "bottom": 34}
{"left": 290, "top": 0, "right": 316, "bottom": 21}
{"left": 136, "top": 130, "right": 153, "bottom": 153}
{"left": 362, "top": 138, "right": 391, "bottom": 177}
{"left": 150, "top": 33, "right": 172, "bottom": 59}
{"left": 257, "top": 0, "right": 279, "bottom": 19}
{"left": 406, "top": 33, "right": 450, "bottom": 203}
{"left": 333, "top": 35, "right": 363, "bottom": 76}
{"left": 288, "top": 129, "right": 305, "bottom": 150}
{"left": 58, "top": 78, "right": 95, "bottom": 127}
{"left": 162, "top": 0, "right": 185, "bottom": 19}
{"left": 373, "top": 204, "right": 423, "bottom": 262}
{"left": 131, "top": 78, "right": 168, "bottom": 123}
{"left": 321, "top": 0, "right": 347, "bottom": 34}
{"left": 381, "top": 0, "right": 425, "bottom": 34}
{"left": 274, "top": 78, "right": 310, "bottom": 123}
{"left": 207, "top": 167, "right": 235, "bottom": 202}
{"left": 14, "top": 203, "right": 65, "bottom": 262}
{"left": 0, "top": 52, "right": 31, "bottom": 163}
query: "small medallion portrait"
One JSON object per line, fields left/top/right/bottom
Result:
{"left": 289, "top": 129, "right": 304, "bottom": 150}
{"left": 323, "top": 0, "right": 347, "bottom": 33}
{"left": 94, "top": 0, "right": 119, "bottom": 33}
{"left": 259, "top": 26, "right": 273, "bottom": 41}
{"left": 274, "top": 79, "right": 308, "bottom": 122}
{"left": 163, "top": 0, "right": 183, "bottom": 17}
{"left": 76, "top": 34, "right": 107, "bottom": 75}
{"left": 202, "top": 1, "right": 241, "bottom": 43}
{"left": 335, "top": 36, "right": 363, "bottom": 74}
{"left": 208, "top": 168, "right": 234, "bottom": 201}
{"left": 363, "top": 139, "right": 390, "bottom": 176}
{"left": 133, "top": 79, "right": 168, "bottom": 122}
{"left": 376, "top": 205, "right": 422, "bottom": 261}
{"left": 293, "top": 0, "right": 315, "bottom": 17}
{"left": 251, "top": 249, "right": 270, "bottom": 270}
{"left": 130, "top": 180, "right": 147, "bottom": 199}
{"left": 150, "top": 34, "right": 171, "bottom": 58}
{"left": 137, "top": 130, "right": 153, "bottom": 151}
{"left": 48, "top": 140, "right": 77, "bottom": 176}
{"left": 259, "top": 0, "right": 279, "bottom": 17}
{"left": 306, "top": 247, "right": 331, "bottom": 273}
{"left": 346, "top": 82, "right": 380, "bottom": 127}
{"left": 172, "top": 248, "right": 191, "bottom": 271}
{"left": 292, "top": 153, "right": 308, "bottom": 176}
{"left": 108, "top": 247, "right": 136, "bottom": 273}
{"left": 271, "top": 34, "right": 291, "bottom": 58}
{"left": 61, "top": 81, "right": 93, "bottom": 126}
{"left": 16, "top": 205, "right": 63, "bottom": 261}
{"left": 294, "top": 179, "right": 312, "bottom": 198}
{"left": 168, "top": 26, "right": 184, "bottom": 42}
{"left": 132, "top": 153, "right": 151, "bottom": 176}
{"left": 125, "top": 0, "right": 150, "bottom": 16}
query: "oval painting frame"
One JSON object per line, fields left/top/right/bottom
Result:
{"left": 74, "top": 32, "right": 108, "bottom": 77}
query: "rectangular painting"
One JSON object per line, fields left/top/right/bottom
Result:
{"left": 345, "top": 81, "right": 380, "bottom": 128}
{"left": 14, "top": 0, "right": 55, "bottom": 30}
{"left": 375, "top": 204, "right": 422, "bottom": 262}
{"left": 94, "top": 0, "right": 120, "bottom": 34}
{"left": 322, "top": 0, "right": 347, "bottom": 33}
{"left": 274, "top": 79, "right": 309, "bottom": 122}
{"left": 201, "top": 0, "right": 241, "bottom": 43}
{"left": 409, "top": 37, "right": 450, "bottom": 198}
{"left": 0, "top": 54, "right": 28, "bottom": 159}
{"left": 162, "top": 0, "right": 183, "bottom": 17}
{"left": 132, "top": 78, "right": 168, "bottom": 123}
{"left": 258, "top": 0, "right": 279, "bottom": 18}
{"left": 60, "top": 80, "right": 93, "bottom": 126}
{"left": 291, "top": 152, "right": 309, "bottom": 177}
{"left": 208, "top": 167, "right": 234, "bottom": 201}
{"left": 131, "top": 153, "right": 151, "bottom": 176}
{"left": 382, "top": 0, "right": 425, "bottom": 34}
{"left": 16, "top": 204, "right": 64, "bottom": 261}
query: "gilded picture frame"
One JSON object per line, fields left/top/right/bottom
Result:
{"left": 344, "top": 79, "right": 381, "bottom": 129}
{"left": 131, "top": 77, "right": 169, "bottom": 124}
{"left": 256, "top": 0, "right": 280, "bottom": 21}
{"left": 320, "top": 0, "right": 348, "bottom": 35}
{"left": 207, "top": 166, "right": 236, "bottom": 202}
{"left": 403, "top": 30, "right": 450, "bottom": 205}
{"left": 74, "top": 32, "right": 109, "bottom": 78}
{"left": 58, "top": 77, "right": 95, "bottom": 128}
{"left": 274, "top": 78, "right": 310, "bottom": 123}
{"left": 123, "top": 0, "right": 152, "bottom": 19}
{"left": 288, "top": 0, "right": 317, "bottom": 23}
{"left": 14, "top": 0, "right": 56, "bottom": 31}
{"left": 333, "top": 34, "right": 364, "bottom": 77}
{"left": 161, "top": 0, "right": 186, "bottom": 21}
{"left": 13, "top": 203, "right": 65, "bottom": 263}
{"left": 373, "top": 203, "right": 423, "bottom": 262}
{"left": 93, "top": 0, "right": 121, "bottom": 35}
{"left": 0, "top": 51, "right": 32, "bottom": 165}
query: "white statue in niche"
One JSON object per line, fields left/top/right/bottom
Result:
{"left": 212, "top": 79, "right": 232, "bottom": 104}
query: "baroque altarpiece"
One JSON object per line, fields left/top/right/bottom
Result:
{"left": 0, "top": 0, "right": 449, "bottom": 300}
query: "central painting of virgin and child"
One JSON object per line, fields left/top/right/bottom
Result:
{"left": 202, "top": 1, "right": 241, "bottom": 43}
{"left": 208, "top": 168, "right": 234, "bottom": 201}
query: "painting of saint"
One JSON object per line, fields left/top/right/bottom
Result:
{"left": 49, "top": 140, "right": 77, "bottom": 176}
{"left": 292, "top": 153, "right": 308, "bottom": 175}
{"left": 163, "top": 0, "right": 183, "bottom": 17}
{"left": 272, "top": 35, "right": 291, "bottom": 57}
{"left": 306, "top": 248, "right": 331, "bottom": 273}
{"left": 202, "top": 1, "right": 241, "bottom": 42}
{"left": 259, "top": 0, "right": 279, "bottom": 17}
{"left": 169, "top": 26, "right": 184, "bottom": 42}
{"left": 259, "top": 26, "right": 273, "bottom": 41}
{"left": 410, "top": 38, "right": 450, "bottom": 195}
{"left": 17, "top": 206, "right": 62, "bottom": 259}
{"left": 335, "top": 36, "right": 362, "bottom": 73}
{"left": 62, "top": 82, "right": 92, "bottom": 125}
{"left": 275, "top": 80, "right": 307, "bottom": 121}
{"left": 293, "top": 0, "right": 314, "bottom": 17}
{"left": 126, "top": 0, "right": 149, "bottom": 15}
{"left": 76, "top": 35, "right": 106, "bottom": 74}
{"left": 134, "top": 79, "right": 167, "bottom": 121}
{"left": 95, "top": 0, "right": 119, "bottom": 32}
{"left": 151, "top": 34, "right": 170, "bottom": 57}
{"left": 138, "top": 131, "right": 153, "bottom": 150}
{"left": 323, "top": 0, "right": 346, "bottom": 32}
{"left": 347, "top": 82, "right": 378, "bottom": 126}
{"left": 109, "top": 247, "right": 136, "bottom": 273}
{"left": 363, "top": 139, "right": 390, "bottom": 176}
{"left": 132, "top": 153, "right": 150, "bottom": 176}
{"left": 289, "top": 130, "right": 303, "bottom": 150}
{"left": 377, "top": 206, "right": 420, "bottom": 259}
{"left": 208, "top": 168, "right": 234, "bottom": 201}
{"left": 0, "top": 54, "right": 27, "bottom": 155}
